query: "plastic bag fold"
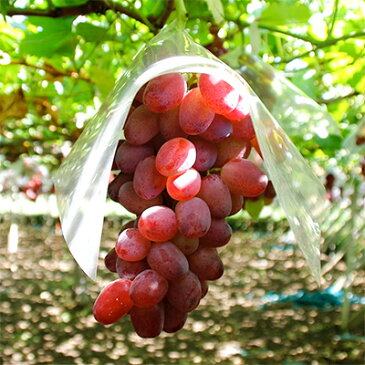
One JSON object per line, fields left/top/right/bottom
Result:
{"left": 55, "top": 21, "right": 330, "bottom": 283}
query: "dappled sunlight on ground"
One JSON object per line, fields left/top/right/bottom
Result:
{"left": 0, "top": 218, "right": 364, "bottom": 364}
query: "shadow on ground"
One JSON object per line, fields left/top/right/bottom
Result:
{"left": 0, "top": 217, "right": 364, "bottom": 365}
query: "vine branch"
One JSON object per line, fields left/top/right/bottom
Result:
{"left": 4, "top": 59, "right": 92, "bottom": 83}
{"left": 316, "top": 90, "right": 361, "bottom": 105}
{"left": 6, "top": 0, "right": 157, "bottom": 32}
{"left": 274, "top": 30, "right": 365, "bottom": 64}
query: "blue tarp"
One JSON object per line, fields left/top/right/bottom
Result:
{"left": 262, "top": 286, "right": 365, "bottom": 309}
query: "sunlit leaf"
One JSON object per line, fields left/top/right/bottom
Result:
{"left": 314, "top": 134, "right": 343, "bottom": 152}
{"left": 75, "top": 23, "right": 109, "bottom": 42}
{"left": 52, "top": 0, "right": 88, "bottom": 5}
{"left": 19, "top": 17, "right": 76, "bottom": 57}
{"left": 140, "top": 0, "right": 165, "bottom": 17}
{"left": 245, "top": 199, "right": 265, "bottom": 221}
{"left": 205, "top": 0, "right": 225, "bottom": 24}
{"left": 259, "top": 3, "right": 311, "bottom": 25}
{"left": 89, "top": 66, "right": 115, "bottom": 98}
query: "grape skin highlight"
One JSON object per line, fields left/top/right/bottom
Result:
{"left": 138, "top": 205, "right": 178, "bottom": 242}
{"left": 155, "top": 137, "right": 196, "bottom": 177}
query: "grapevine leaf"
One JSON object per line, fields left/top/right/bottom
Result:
{"left": 19, "top": 17, "right": 76, "bottom": 57}
{"left": 205, "top": 0, "right": 225, "bottom": 24}
{"left": 245, "top": 199, "right": 265, "bottom": 221}
{"left": 259, "top": 3, "right": 311, "bottom": 25}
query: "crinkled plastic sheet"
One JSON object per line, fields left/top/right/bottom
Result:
{"left": 55, "top": 22, "right": 329, "bottom": 283}
{"left": 238, "top": 54, "right": 339, "bottom": 139}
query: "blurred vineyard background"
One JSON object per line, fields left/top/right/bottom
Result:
{"left": 0, "top": 0, "right": 364, "bottom": 364}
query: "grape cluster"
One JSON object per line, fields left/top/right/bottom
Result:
{"left": 93, "top": 72, "right": 274, "bottom": 338}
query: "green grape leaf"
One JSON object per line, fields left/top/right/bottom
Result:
{"left": 75, "top": 23, "right": 108, "bottom": 42}
{"left": 140, "top": 0, "right": 165, "bottom": 17}
{"left": 19, "top": 17, "right": 76, "bottom": 57}
{"left": 52, "top": 0, "right": 88, "bottom": 5}
{"left": 90, "top": 66, "right": 115, "bottom": 99}
{"left": 245, "top": 199, "right": 265, "bottom": 221}
{"left": 0, "top": 0, "right": 9, "bottom": 18}
{"left": 314, "top": 134, "right": 343, "bottom": 152}
{"left": 205, "top": 0, "right": 225, "bottom": 24}
{"left": 259, "top": 3, "right": 311, "bottom": 25}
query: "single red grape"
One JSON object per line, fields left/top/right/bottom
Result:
{"left": 130, "top": 269, "right": 168, "bottom": 308}
{"left": 93, "top": 279, "right": 133, "bottom": 325}
{"left": 138, "top": 205, "right": 178, "bottom": 242}
{"left": 155, "top": 137, "right": 196, "bottom": 177}
{"left": 175, "top": 197, "right": 211, "bottom": 238}
{"left": 221, "top": 158, "right": 268, "bottom": 197}
{"left": 115, "top": 228, "right": 151, "bottom": 262}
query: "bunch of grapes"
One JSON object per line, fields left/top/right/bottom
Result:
{"left": 93, "top": 72, "right": 274, "bottom": 338}
{"left": 20, "top": 175, "right": 43, "bottom": 201}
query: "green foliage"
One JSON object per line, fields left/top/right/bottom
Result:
{"left": 205, "top": 0, "right": 224, "bottom": 24}
{"left": 259, "top": 3, "right": 311, "bottom": 25}
{"left": 0, "top": 0, "right": 364, "bottom": 173}
{"left": 19, "top": 17, "right": 76, "bottom": 57}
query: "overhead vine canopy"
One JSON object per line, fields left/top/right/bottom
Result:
{"left": 1, "top": 0, "right": 364, "bottom": 169}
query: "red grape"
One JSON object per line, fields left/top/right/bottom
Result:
{"left": 229, "top": 193, "right": 244, "bottom": 216}
{"left": 166, "top": 168, "right": 201, "bottom": 201}
{"left": 147, "top": 242, "right": 189, "bottom": 281}
{"left": 124, "top": 104, "right": 159, "bottom": 145}
{"left": 104, "top": 247, "right": 118, "bottom": 273}
{"left": 134, "top": 83, "right": 147, "bottom": 104}
{"left": 172, "top": 232, "right": 199, "bottom": 255}
{"left": 93, "top": 279, "right": 133, "bottom": 325}
{"left": 200, "top": 280, "right": 209, "bottom": 299}
{"left": 221, "top": 158, "right": 268, "bottom": 197}
{"left": 118, "top": 220, "right": 137, "bottom": 235}
{"left": 130, "top": 303, "right": 164, "bottom": 338}
{"left": 179, "top": 88, "right": 215, "bottom": 135}
{"left": 224, "top": 95, "right": 249, "bottom": 121}
{"left": 231, "top": 114, "right": 255, "bottom": 141}
{"left": 151, "top": 133, "right": 167, "bottom": 152}
{"left": 159, "top": 106, "right": 187, "bottom": 140}
{"left": 199, "top": 218, "right": 232, "bottom": 247}
{"left": 138, "top": 205, "right": 178, "bottom": 242}
{"left": 143, "top": 73, "right": 187, "bottom": 113}
{"left": 133, "top": 156, "right": 167, "bottom": 200}
{"left": 108, "top": 173, "right": 132, "bottom": 202}
{"left": 163, "top": 301, "right": 188, "bottom": 333}
{"left": 175, "top": 197, "right": 211, "bottom": 238}
{"left": 130, "top": 269, "right": 168, "bottom": 308}
{"left": 115, "top": 228, "right": 151, "bottom": 262}
{"left": 264, "top": 180, "right": 276, "bottom": 199}
{"left": 198, "top": 74, "right": 239, "bottom": 114}
{"left": 190, "top": 137, "right": 217, "bottom": 172}
{"left": 214, "top": 136, "right": 251, "bottom": 168}
{"left": 115, "top": 142, "right": 154, "bottom": 174}
{"left": 111, "top": 139, "right": 123, "bottom": 170}
{"left": 188, "top": 247, "right": 224, "bottom": 281}
{"left": 200, "top": 114, "right": 232, "bottom": 143}
{"left": 118, "top": 182, "right": 163, "bottom": 215}
{"left": 156, "top": 137, "right": 196, "bottom": 177}
{"left": 197, "top": 174, "right": 232, "bottom": 218}
{"left": 167, "top": 271, "right": 202, "bottom": 312}
{"left": 116, "top": 258, "right": 149, "bottom": 281}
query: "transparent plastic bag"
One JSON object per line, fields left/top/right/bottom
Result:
{"left": 238, "top": 54, "right": 339, "bottom": 139}
{"left": 55, "top": 21, "right": 330, "bottom": 283}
